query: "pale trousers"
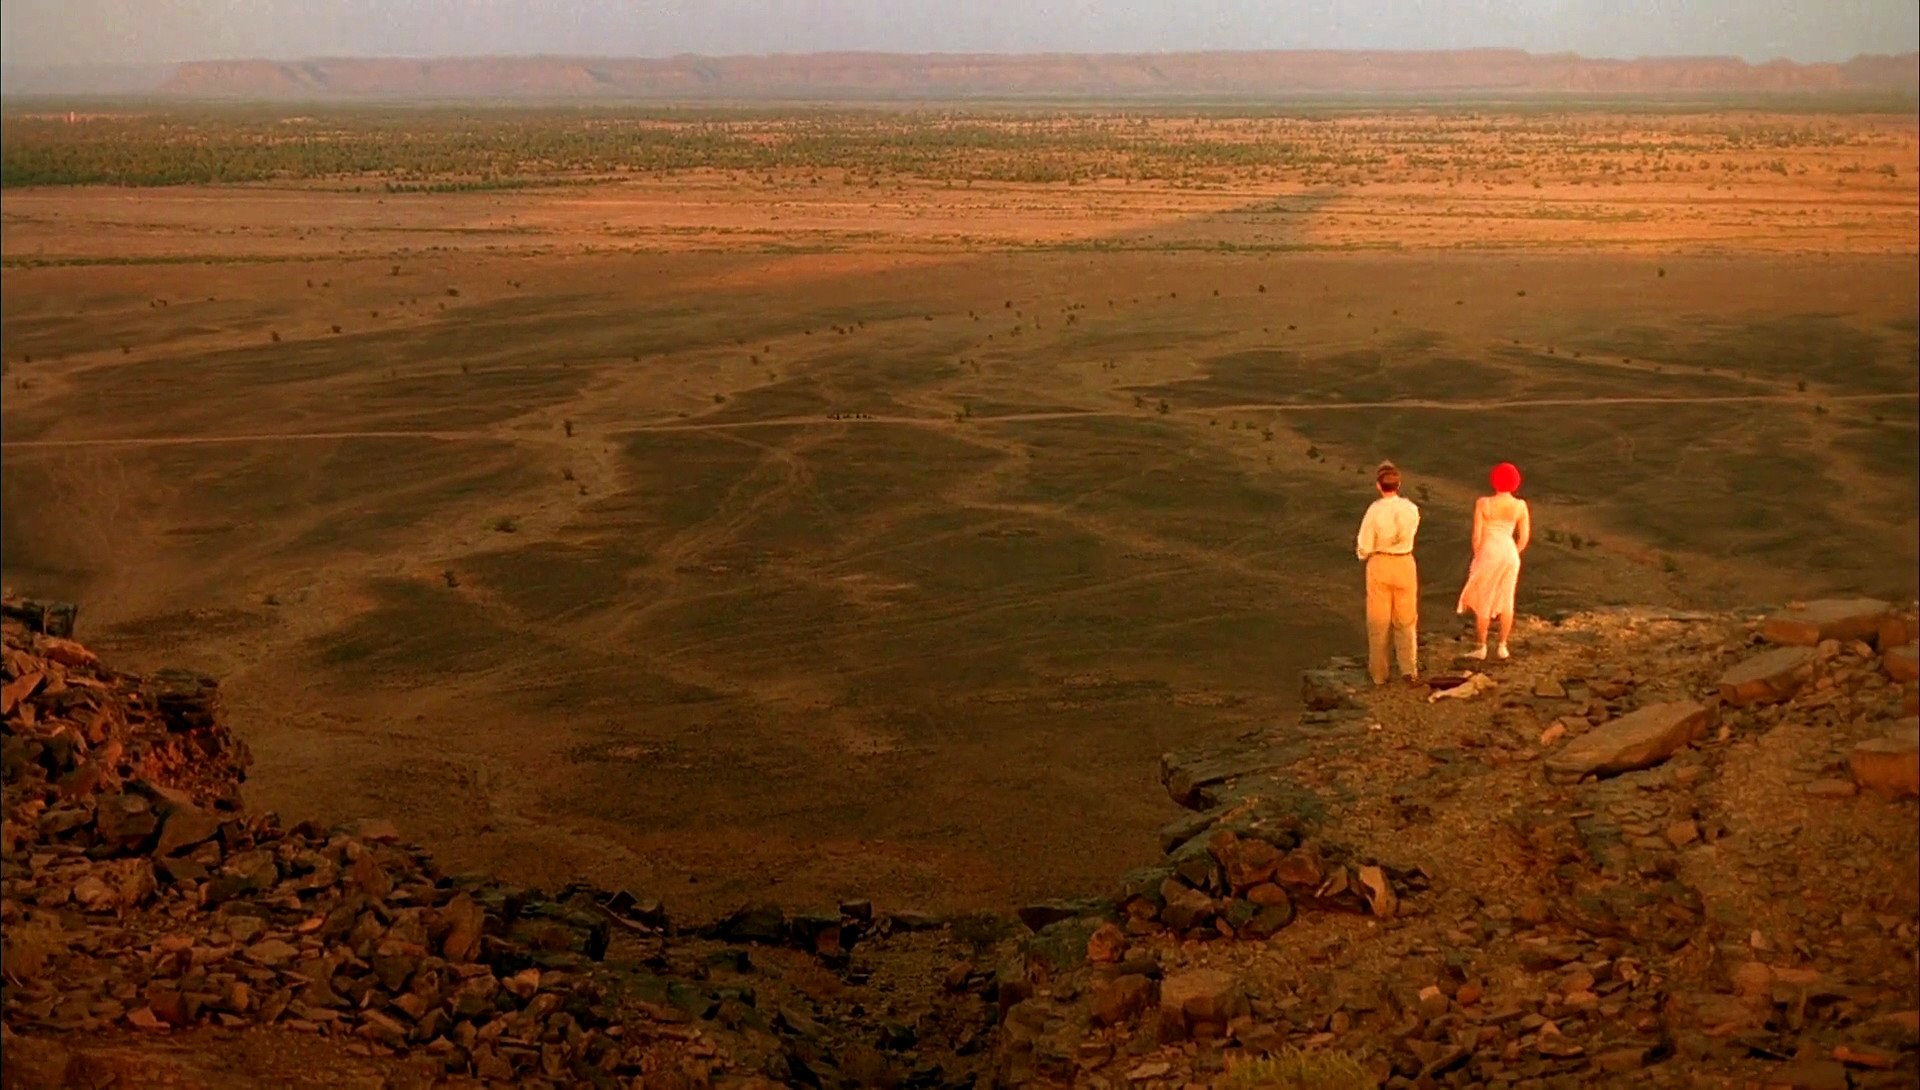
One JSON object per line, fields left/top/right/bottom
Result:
{"left": 1365, "top": 553, "right": 1419, "bottom": 684}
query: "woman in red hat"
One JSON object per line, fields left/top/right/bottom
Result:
{"left": 1457, "top": 462, "right": 1530, "bottom": 660}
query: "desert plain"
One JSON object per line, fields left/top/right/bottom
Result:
{"left": 2, "top": 104, "right": 1916, "bottom": 919}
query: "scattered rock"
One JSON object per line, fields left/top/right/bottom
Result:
{"left": 1768, "top": 1059, "right": 1851, "bottom": 1090}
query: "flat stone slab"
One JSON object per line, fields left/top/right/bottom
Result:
{"left": 1762, "top": 599, "right": 1891, "bottom": 647}
{"left": 1849, "top": 718, "right": 1920, "bottom": 797}
{"left": 1717, "top": 646, "right": 1817, "bottom": 707}
{"left": 1160, "top": 744, "right": 1303, "bottom": 809}
{"left": 1885, "top": 642, "right": 1919, "bottom": 685}
{"left": 1301, "top": 666, "right": 1367, "bottom": 711}
{"left": 1545, "top": 700, "right": 1716, "bottom": 781}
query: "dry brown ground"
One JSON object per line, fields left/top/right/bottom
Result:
{"left": 2, "top": 110, "right": 1916, "bottom": 924}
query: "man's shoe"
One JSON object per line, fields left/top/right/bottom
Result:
{"left": 1403, "top": 675, "right": 1422, "bottom": 688}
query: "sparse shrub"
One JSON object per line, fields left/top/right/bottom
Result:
{"left": 331, "top": 325, "right": 342, "bottom": 334}
{"left": 1157, "top": 400, "right": 1170, "bottom": 414}
{"left": 1258, "top": 284, "right": 1267, "bottom": 293}
{"left": 263, "top": 593, "right": 280, "bottom": 606}
{"left": 1660, "top": 554, "right": 1681, "bottom": 574}
{"left": 390, "top": 265, "right": 401, "bottom": 276}
{"left": 1546, "top": 529, "right": 1563, "bottom": 544}
{"left": 460, "top": 363, "right": 469, "bottom": 373}
{"left": 713, "top": 393, "right": 727, "bottom": 404}
{"left": 1796, "top": 379, "right": 1807, "bottom": 392}
{"left": 1261, "top": 427, "right": 1274, "bottom": 441}
{"left": 563, "top": 419, "right": 575, "bottom": 437}
{"left": 270, "top": 331, "right": 281, "bottom": 342}
{"left": 1516, "top": 290, "right": 1527, "bottom": 297}
{"left": 121, "top": 346, "right": 130, "bottom": 354}
{"left": 1306, "top": 445, "right": 1321, "bottom": 460}
{"left": 562, "top": 467, "right": 576, "bottom": 482}
{"left": 442, "top": 569, "right": 459, "bottom": 588}
{"left": 492, "top": 516, "right": 518, "bottom": 534}
{"left": 1133, "top": 395, "right": 1145, "bottom": 408}
{"left": 1657, "top": 267, "right": 1667, "bottom": 278}
{"left": 1217, "top": 1047, "right": 1375, "bottom": 1090}
{"left": 446, "top": 287, "right": 460, "bottom": 297}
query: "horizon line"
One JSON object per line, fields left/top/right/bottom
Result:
{"left": 11, "top": 46, "right": 1920, "bottom": 68}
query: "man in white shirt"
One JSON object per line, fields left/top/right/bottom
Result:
{"left": 1355, "top": 461, "right": 1421, "bottom": 686}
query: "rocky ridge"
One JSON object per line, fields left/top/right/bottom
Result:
{"left": 152, "top": 50, "right": 1920, "bottom": 101}
{"left": 3, "top": 595, "right": 1917, "bottom": 1088}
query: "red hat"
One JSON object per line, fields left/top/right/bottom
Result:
{"left": 1490, "top": 463, "right": 1522, "bottom": 493}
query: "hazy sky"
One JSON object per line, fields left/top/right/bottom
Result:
{"left": 3, "top": 0, "right": 1915, "bottom": 69}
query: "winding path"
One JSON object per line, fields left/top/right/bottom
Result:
{"left": 3, "top": 390, "right": 1910, "bottom": 449}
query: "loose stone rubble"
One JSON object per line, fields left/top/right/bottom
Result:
{"left": 5, "top": 595, "right": 1918, "bottom": 1088}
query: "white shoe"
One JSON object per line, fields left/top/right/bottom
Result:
{"left": 1464, "top": 645, "right": 1487, "bottom": 660}
{"left": 1496, "top": 644, "right": 1511, "bottom": 660}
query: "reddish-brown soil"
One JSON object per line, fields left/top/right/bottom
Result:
{"left": 1, "top": 110, "right": 1915, "bottom": 925}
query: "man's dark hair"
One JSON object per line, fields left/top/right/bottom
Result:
{"left": 1376, "top": 462, "right": 1401, "bottom": 493}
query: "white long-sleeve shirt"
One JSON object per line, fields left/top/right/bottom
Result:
{"left": 1356, "top": 495, "right": 1421, "bottom": 560}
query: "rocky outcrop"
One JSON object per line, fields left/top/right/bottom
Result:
{"left": 10, "top": 594, "right": 1919, "bottom": 1089}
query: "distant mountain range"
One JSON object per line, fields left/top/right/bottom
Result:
{"left": 6, "top": 50, "right": 1916, "bottom": 101}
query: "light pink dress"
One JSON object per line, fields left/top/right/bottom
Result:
{"left": 1457, "top": 501, "right": 1522, "bottom": 622}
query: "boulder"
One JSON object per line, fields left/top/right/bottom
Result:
{"left": 94, "top": 793, "right": 160, "bottom": 848}
{"left": 1209, "top": 832, "right": 1281, "bottom": 892}
{"left": 1848, "top": 719, "right": 1920, "bottom": 797}
{"left": 1239, "top": 897, "right": 1295, "bottom": 939}
{"left": 1301, "top": 667, "right": 1363, "bottom": 711}
{"left": 1085, "top": 922, "right": 1127, "bottom": 963}
{"left": 1544, "top": 701, "right": 1715, "bottom": 781}
{"left": 1159, "top": 882, "right": 1214, "bottom": 933}
{"left": 1, "top": 598, "right": 79, "bottom": 638}
{"left": 1717, "top": 647, "right": 1817, "bottom": 706}
{"left": 1157, "top": 968, "right": 1247, "bottom": 1041}
{"left": 1763, "top": 599, "right": 1891, "bottom": 647}
{"left": 1879, "top": 615, "right": 1917, "bottom": 653}
{"left": 1090, "top": 973, "right": 1154, "bottom": 1027}
{"left": 152, "top": 804, "right": 222, "bottom": 858}
{"left": 712, "top": 903, "right": 787, "bottom": 944}
{"left": 1016, "top": 900, "right": 1092, "bottom": 933}
{"left": 1885, "top": 642, "right": 1919, "bottom": 684}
